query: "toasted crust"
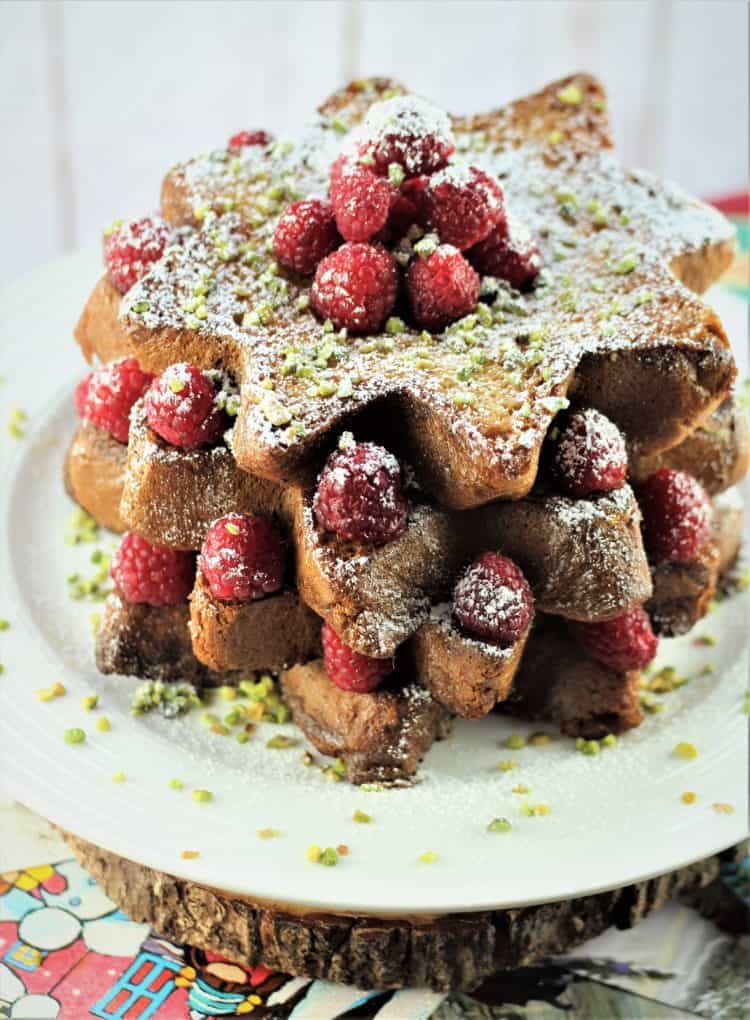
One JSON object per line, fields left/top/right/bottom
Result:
{"left": 64, "top": 423, "right": 127, "bottom": 533}
{"left": 629, "top": 397, "right": 750, "bottom": 495}
{"left": 280, "top": 660, "right": 450, "bottom": 785}
{"left": 123, "top": 401, "right": 288, "bottom": 549}
{"left": 189, "top": 570, "right": 321, "bottom": 672}
{"left": 96, "top": 590, "right": 233, "bottom": 686}
{"left": 506, "top": 619, "right": 644, "bottom": 738}
{"left": 409, "top": 604, "right": 531, "bottom": 718}
{"left": 101, "top": 74, "right": 736, "bottom": 509}
{"left": 74, "top": 275, "right": 131, "bottom": 364}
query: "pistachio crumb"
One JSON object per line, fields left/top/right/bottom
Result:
{"left": 681, "top": 791, "right": 697, "bottom": 804}
{"left": 111, "top": 771, "right": 126, "bottom": 783}
{"left": 353, "top": 809, "right": 371, "bottom": 824}
{"left": 419, "top": 851, "right": 438, "bottom": 864}
{"left": 488, "top": 817, "right": 512, "bottom": 833}
{"left": 191, "top": 789, "right": 213, "bottom": 804}
{"left": 82, "top": 694, "right": 99, "bottom": 711}
{"left": 673, "top": 742, "right": 698, "bottom": 760}
{"left": 96, "top": 716, "right": 111, "bottom": 733}
{"left": 168, "top": 778, "right": 184, "bottom": 791}
{"left": 257, "top": 827, "right": 281, "bottom": 840}
{"left": 712, "top": 802, "right": 735, "bottom": 814}
{"left": 64, "top": 728, "right": 86, "bottom": 745}
{"left": 504, "top": 734, "right": 526, "bottom": 750}
{"left": 181, "top": 850, "right": 200, "bottom": 860}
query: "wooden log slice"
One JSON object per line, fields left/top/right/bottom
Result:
{"left": 59, "top": 829, "right": 745, "bottom": 993}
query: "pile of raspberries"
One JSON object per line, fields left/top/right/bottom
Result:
{"left": 273, "top": 94, "right": 541, "bottom": 334}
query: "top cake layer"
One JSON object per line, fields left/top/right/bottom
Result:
{"left": 83, "top": 74, "right": 736, "bottom": 508}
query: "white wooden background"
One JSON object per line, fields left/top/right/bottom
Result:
{"left": 2, "top": 0, "right": 747, "bottom": 284}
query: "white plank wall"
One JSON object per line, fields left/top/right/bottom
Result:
{"left": 1, "top": 0, "right": 747, "bottom": 284}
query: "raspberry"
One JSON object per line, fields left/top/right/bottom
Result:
{"left": 314, "top": 439, "right": 409, "bottom": 546}
{"left": 103, "top": 215, "right": 169, "bottom": 294}
{"left": 82, "top": 357, "right": 154, "bottom": 443}
{"left": 406, "top": 245, "right": 480, "bottom": 331}
{"left": 321, "top": 622, "right": 391, "bottom": 693}
{"left": 111, "top": 533, "right": 194, "bottom": 606}
{"left": 552, "top": 408, "right": 627, "bottom": 497}
{"left": 420, "top": 164, "right": 505, "bottom": 250}
{"left": 200, "top": 514, "right": 284, "bottom": 602}
{"left": 273, "top": 199, "right": 340, "bottom": 276}
{"left": 453, "top": 553, "right": 534, "bottom": 644}
{"left": 468, "top": 215, "right": 542, "bottom": 291}
{"left": 144, "top": 363, "right": 228, "bottom": 451}
{"left": 330, "top": 159, "right": 395, "bottom": 242}
{"left": 570, "top": 607, "right": 658, "bottom": 672}
{"left": 312, "top": 243, "right": 398, "bottom": 333}
{"left": 228, "top": 130, "right": 273, "bottom": 148}
{"left": 75, "top": 373, "right": 93, "bottom": 419}
{"left": 638, "top": 469, "right": 712, "bottom": 563}
{"left": 358, "top": 95, "right": 455, "bottom": 176}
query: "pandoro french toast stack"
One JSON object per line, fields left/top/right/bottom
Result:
{"left": 65, "top": 74, "right": 749, "bottom": 785}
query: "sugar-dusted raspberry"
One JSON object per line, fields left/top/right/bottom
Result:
{"left": 321, "top": 622, "right": 392, "bottom": 693}
{"left": 228, "top": 130, "right": 273, "bottom": 148}
{"left": 75, "top": 373, "right": 93, "bottom": 419}
{"left": 453, "top": 552, "right": 534, "bottom": 644}
{"left": 82, "top": 357, "right": 154, "bottom": 443}
{"left": 638, "top": 469, "right": 712, "bottom": 563}
{"left": 312, "top": 242, "right": 398, "bottom": 333}
{"left": 144, "top": 363, "right": 228, "bottom": 451}
{"left": 273, "top": 199, "right": 340, "bottom": 276}
{"left": 103, "top": 215, "right": 169, "bottom": 294}
{"left": 420, "top": 164, "right": 505, "bottom": 250}
{"left": 468, "top": 215, "right": 542, "bottom": 291}
{"left": 552, "top": 408, "right": 627, "bottom": 497}
{"left": 111, "top": 532, "right": 195, "bottom": 606}
{"left": 314, "top": 438, "right": 409, "bottom": 546}
{"left": 200, "top": 514, "right": 284, "bottom": 602}
{"left": 406, "top": 245, "right": 480, "bottom": 331}
{"left": 330, "top": 159, "right": 395, "bottom": 242}
{"left": 358, "top": 95, "right": 455, "bottom": 176}
{"left": 570, "top": 607, "right": 659, "bottom": 672}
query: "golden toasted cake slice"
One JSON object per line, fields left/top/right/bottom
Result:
{"left": 73, "top": 75, "right": 736, "bottom": 510}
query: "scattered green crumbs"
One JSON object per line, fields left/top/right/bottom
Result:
{"left": 488, "top": 818, "right": 512, "bottom": 833}
{"left": 504, "top": 734, "right": 526, "bottom": 750}
{"left": 168, "top": 778, "right": 184, "bottom": 791}
{"left": 130, "top": 681, "right": 201, "bottom": 718}
{"left": 353, "top": 810, "right": 371, "bottom": 824}
{"left": 266, "top": 734, "right": 297, "bottom": 750}
{"left": 81, "top": 694, "right": 99, "bottom": 711}
{"left": 7, "top": 407, "right": 26, "bottom": 439}
{"left": 307, "top": 845, "right": 339, "bottom": 866}
{"left": 65, "top": 508, "right": 99, "bottom": 545}
{"left": 497, "top": 759, "right": 516, "bottom": 771}
{"left": 64, "top": 728, "right": 86, "bottom": 745}
{"left": 191, "top": 789, "right": 213, "bottom": 804}
{"left": 521, "top": 802, "right": 550, "bottom": 817}
{"left": 112, "top": 771, "right": 126, "bottom": 783}
{"left": 96, "top": 716, "right": 111, "bottom": 732}
{"left": 66, "top": 547, "right": 111, "bottom": 602}
{"left": 37, "top": 681, "right": 66, "bottom": 702}
{"left": 419, "top": 851, "right": 438, "bottom": 864}
{"left": 0, "top": 619, "right": 9, "bottom": 631}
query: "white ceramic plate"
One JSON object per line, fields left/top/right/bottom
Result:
{"left": 0, "top": 250, "right": 747, "bottom": 916}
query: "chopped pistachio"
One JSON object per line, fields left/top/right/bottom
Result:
{"left": 387, "top": 163, "right": 406, "bottom": 187}
{"left": 673, "top": 742, "right": 698, "bottom": 760}
{"left": 712, "top": 802, "right": 735, "bottom": 814}
{"left": 557, "top": 83, "right": 583, "bottom": 105}
{"left": 681, "top": 791, "right": 697, "bottom": 804}
{"left": 81, "top": 694, "right": 99, "bottom": 711}
{"left": 488, "top": 817, "right": 512, "bottom": 833}
{"left": 168, "top": 778, "right": 184, "bottom": 791}
{"left": 512, "top": 783, "right": 530, "bottom": 795}
{"left": 528, "top": 732, "right": 553, "bottom": 747}
{"left": 181, "top": 850, "right": 200, "bottom": 859}
{"left": 497, "top": 759, "right": 516, "bottom": 772}
{"left": 504, "top": 734, "right": 526, "bottom": 750}
{"left": 353, "top": 809, "right": 371, "bottom": 824}
{"left": 418, "top": 851, "right": 438, "bottom": 864}
{"left": 191, "top": 789, "right": 213, "bottom": 804}
{"left": 96, "top": 716, "right": 111, "bottom": 733}
{"left": 111, "top": 771, "right": 126, "bottom": 783}
{"left": 64, "top": 728, "right": 86, "bottom": 745}
{"left": 320, "top": 847, "right": 339, "bottom": 866}
{"left": 257, "top": 827, "right": 281, "bottom": 840}
{"left": 266, "top": 734, "right": 297, "bottom": 750}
